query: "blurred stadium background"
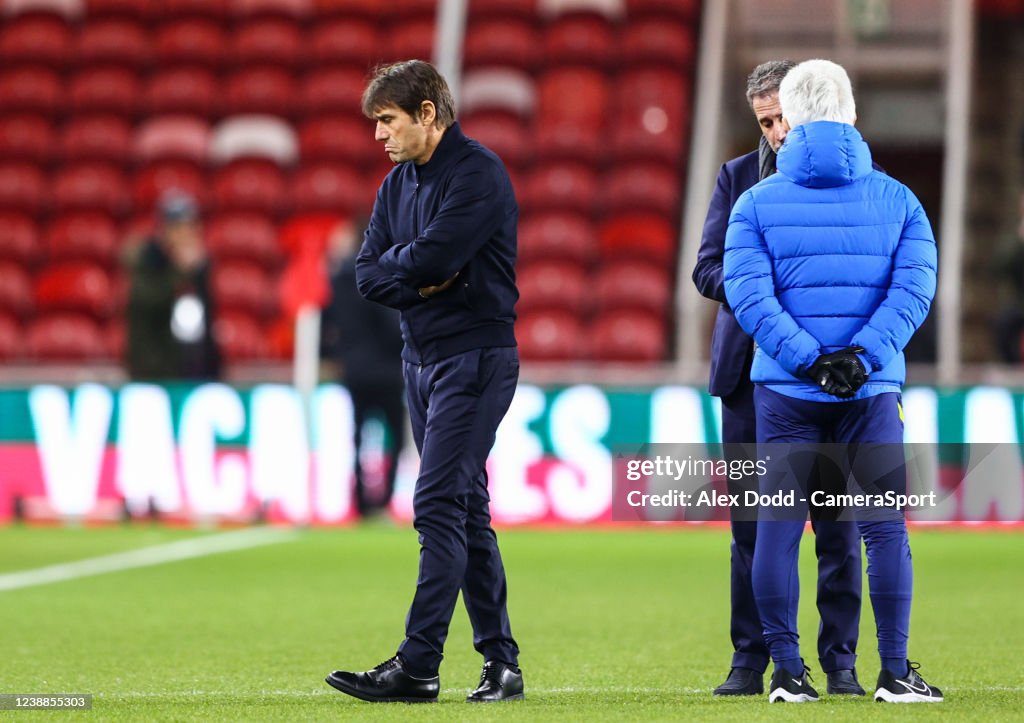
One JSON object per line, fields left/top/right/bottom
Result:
{"left": 0, "top": 0, "right": 1022, "bottom": 524}
{"left": 1, "top": 0, "right": 1023, "bottom": 718}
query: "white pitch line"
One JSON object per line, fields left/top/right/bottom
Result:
{"left": 0, "top": 527, "right": 299, "bottom": 592}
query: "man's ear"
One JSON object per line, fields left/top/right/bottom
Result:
{"left": 419, "top": 100, "right": 437, "bottom": 128}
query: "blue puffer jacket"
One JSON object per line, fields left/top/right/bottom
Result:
{"left": 723, "top": 121, "right": 937, "bottom": 402}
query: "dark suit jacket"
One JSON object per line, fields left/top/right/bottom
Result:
{"left": 692, "top": 150, "right": 760, "bottom": 398}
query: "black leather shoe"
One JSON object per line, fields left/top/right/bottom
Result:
{"left": 466, "top": 661, "right": 525, "bottom": 702}
{"left": 713, "top": 667, "right": 764, "bottom": 696}
{"left": 826, "top": 668, "right": 866, "bottom": 695}
{"left": 325, "top": 655, "right": 439, "bottom": 703}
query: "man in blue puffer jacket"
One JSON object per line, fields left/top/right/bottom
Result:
{"left": 724, "top": 59, "right": 942, "bottom": 704}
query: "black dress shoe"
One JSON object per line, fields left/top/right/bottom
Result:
{"left": 466, "top": 661, "right": 525, "bottom": 702}
{"left": 325, "top": 655, "right": 439, "bottom": 703}
{"left": 826, "top": 668, "right": 865, "bottom": 695}
{"left": 713, "top": 667, "right": 764, "bottom": 696}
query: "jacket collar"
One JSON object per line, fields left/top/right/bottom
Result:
{"left": 414, "top": 121, "right": 465, "bottom": 177}
{"left": 777, "top": 121, "right": 873, "bottom": 189}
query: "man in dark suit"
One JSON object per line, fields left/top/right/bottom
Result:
{"left": 692, "top": 60, "right": 864, "bottom": 697}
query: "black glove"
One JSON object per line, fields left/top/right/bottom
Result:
{"left": 806, "top": 346, "right": 868, "bottom": 399}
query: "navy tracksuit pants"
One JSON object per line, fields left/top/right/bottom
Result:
{"left": 752, "top": 386, "right": 913, "bottom": 669}
{"left": 397, "top": 346, "right": 520, "bottom": 677}
{"left": 721, "top": 381, "right": 862, "bottom": 673}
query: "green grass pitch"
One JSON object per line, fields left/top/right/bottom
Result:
{"left": 0, "top": 523, "right": 1022, "bottom": 721}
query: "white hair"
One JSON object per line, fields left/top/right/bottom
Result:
{"left": 778, "top": 59, "right": 856, "bottom": 129}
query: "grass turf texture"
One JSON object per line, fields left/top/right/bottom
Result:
{"left": 0, "top": 524, "right": 1021, "bottom": 721}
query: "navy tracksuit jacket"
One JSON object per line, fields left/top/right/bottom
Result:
{"left": 355, "top": 122, "right": 520, "bottom": 676}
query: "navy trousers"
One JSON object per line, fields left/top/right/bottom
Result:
{"left": 397, "top": 347, "right": 520, "bottom": 677}
{"left": 752, "top": 387, "right": 912, "bottom": 669}
{"left": 721, "top": 382, "right": 862, "bottom": 673}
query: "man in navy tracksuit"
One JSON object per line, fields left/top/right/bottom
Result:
{"left": 693, "top": 60, "right": 864, "bottom": 697}
{"left": 325, "top": 60, "right": 524, "bottom": 704}
{"left": 724, "top": 59, "right": 942, "bottom": 703}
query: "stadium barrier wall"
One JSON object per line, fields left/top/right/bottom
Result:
{"left": 0, "top": 383, "right": 1021, "bottom": 525}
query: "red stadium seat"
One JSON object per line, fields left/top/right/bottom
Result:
{"left": 0, "top": 115, "right": 54, "bottom": 164}
{"left": 277, "top": 213, "right": 344, "bottom": 257}
{"left": 598, "top": 213, "right": 676, "bottom": 265}
{"left": 209, "top": 116, "right": 298, "bottom": 166}
{"left": 301, "top": 67, "right": 367, "bottom": 117}
{"left": 461, "top": 68, "right": 536, "bottom": 119}
{"left": 599, "top": 163, "right": 681, "bottom": 217}
{"left": 0, "top": 313, "right": 24, "bottom": 360}
{"left": 206, "top": 212, "right": 282, "bottom": 268}
{"left": 459, "top": 113, "right": 532, "bottom": 169}
{"left": 132, "top": 160, "right": 207, "bottom": 212}
{"left": 230, "top": 17, "right": 304, "bottom": 67}
{"left": 310, "top": 19, "right": 381, "bottom": 67}
{"left": 53, "top": 163, "right": 129, "bottom": 217}
{"left": 520, "top": 163, "right": 598, "bottom": 215}
{"left": 593, "top": 261, "right": 671, "bottom": 314}
{"left": 105, "top": 318, "right": 125, "bottom": 360}
{"left": 211, "top": 159, "right": 289, "bottom": 214}
{"left": 0, "top": 262, "right": 34, "bottom": 318}
{"left": 536, "top": 67, "right": 608, "bottom": 126}
{"left": 44, "top": 212, "right": 119, "bottom": 266}
{"left": 463, "top": 20, "right": 538, "bottom": 71}
{"left": 516, "top": 260, "right": 589, "bottom": 316}
{"left": 298, "top": 116, "right": 378, "bottom": 166}
{"left": 224, "top": 66, "right": 296, "bottom": 116}
{"left": 133, "top": 115, "right": 211, "bottom": 165}
{"left": 0, "top": 14, "right": 73, "bottom": 69}
{"left": 516, "top": 309, "right": 587, "bottom": 362}
{"left": 145, "top": 67, "right": 219, "bottom": 117}
{"left": 212, "top": 261, "right": 276, "bottom": 318}
{"left": 60, "top": 114, "right": 132, "bottom": 163}
{"left": 154, "top": 19, "right": 226, "bottom": 67}
{"left": 467, "top": 0, "right": 539, "bottom": 20}
{"left": 75, "top": 19, "right": 151, "bottom": 67}
{"left": 312, "top": 0, "right": 380, "bottom": 19}
{"left": 34, "top": 262, "right": 115, "bottom": 319}
{"left": 612, "top": 68, "right": 690, "bottom": 162}
{"left": 27, "top": 312, "right": 108, "bottom": 360}
{"left": 0, "top": 67, "right": 62, "bottom": 116}
{"left": 0, "top": 212, "right": 41, "bottom": 266}
{"left": 157, "top": 0, "right": 229, "bottom": 20}
{"left": 534, "top": 121, "right": 603, "bottom": 165}
{"left": 589, "top": 309, "right": 666, "bottom": 362}
{"left": 543, "top": 14, "right": 616, "bottom": 68}
{"left": 386, "top": 18, "right": 435, "bottom": 62}
{"left": 0, "top": 163, "right": 47, "bottom": 213}
{"left": 69, "top": 66, "right": 140, "bottom": 116}
{"left": 214, "top": 310, "right": 268, "bottom": 361}
{"left": 620, "top": 19, "right": 695, "bottom": 68}
{"left": 394, "top": 0, "right": 437, "bottom": 18}
{"left": 518, "top": 211, "right": 596, "bottom": 265}
{"left": 290, "top": 163, "right": 372, "bottom": 215}
{"left": 625, "top": 0, "right": 700, "bottom": 22}
{"left": 85, "top": 0, "right": 150, "bottom": 19}
{"left": 232, "top": 0, "right": 312, "bottom": 18}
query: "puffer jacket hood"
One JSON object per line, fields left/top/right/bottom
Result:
{"left": 777, "top": 121, "right": 874, "bottom": 188}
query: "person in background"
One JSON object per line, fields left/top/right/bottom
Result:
{"left": 124, "top": 191, "right": 221, "bottom": 381}
{"left": 320, "top": 217, "right": 406, "bottom": 518}
{"left": 692, "top": 60, "right": 865, "bottom": 698}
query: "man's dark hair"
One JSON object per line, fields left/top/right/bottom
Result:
{"left": 745, "top": 60, "right": 797, "bottom": 106}
{"left": 362, "top": 60, "right": 456, "bottom": 129}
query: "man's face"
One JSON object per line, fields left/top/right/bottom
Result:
{"left": 373, "top": 104, "right": 430, "bottom": 164}
{"left": 752, "top": 91, "right": 788, "bottom": 152}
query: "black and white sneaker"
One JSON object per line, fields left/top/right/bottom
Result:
{"left": 874, "top": 662, "right": 943, "bottom": 703}
{"left": 768, "top": 665, "right": 819, "bottom": 703}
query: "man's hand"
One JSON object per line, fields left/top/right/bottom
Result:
{"left": 806, "top": 346, "right": 868, "bottom": 399}
{"left": 418, "top": 272, "right": 459, "bottom": 299}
